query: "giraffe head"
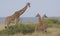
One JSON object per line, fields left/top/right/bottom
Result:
{"left": 43, "top": 14, "right": 48, "bottom": 18}
{"left": 36, "top": 13, "right": 41, "bottom": 17}
{"left": 26, "top": 2, "right": 30, "bottom": 7}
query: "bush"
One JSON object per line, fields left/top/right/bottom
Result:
{"left": 44, "top": 18, "right": 60, "bottom": 24}
{"left": 0, "top": 23, "right": 35, "bottom": 35}
{"left": 44, "top": 18, "right": 60, "bottom": 28}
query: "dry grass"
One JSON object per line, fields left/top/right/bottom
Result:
{"left": 0, "top": 24, "right": 5, "bottom": 31}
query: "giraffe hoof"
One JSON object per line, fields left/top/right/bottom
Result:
{"left": 45, "top": 31, "right": 47, "bottom": 33}
{"left": 5, "top": 26, "right": 7, "bottom": 29}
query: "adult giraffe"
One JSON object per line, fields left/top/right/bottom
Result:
{"left": 5, "top": 2, "right": 30, "bottom": 28}
{"left": 35, "top": 13, "right": 47, "bottom": 32}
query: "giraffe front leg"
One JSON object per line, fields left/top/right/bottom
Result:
{"left": 15, "top": 18, "right": 19, "bottom": 25}
{"left": 35, "top": 24, "right": 39, "bottom": 32}
{"left": 43, "top": 25, "right": 47, "bottom": 33}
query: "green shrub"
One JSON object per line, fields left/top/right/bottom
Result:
{"left": 45, "top": 18, "right": 60, "bottom": 24}
{"left": 44, "top": 18, "right": 60, "bottom": 28}
{"left": 0, "top": 23, "right": 35, "bottom": 35}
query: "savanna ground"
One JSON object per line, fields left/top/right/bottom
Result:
{"left": 0, "top": 18, "right": 60, "bottom": 36}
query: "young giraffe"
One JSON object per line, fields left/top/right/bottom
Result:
{"left": 35, "top": 13, "right": 47, "bottom": 32}
{"left": 41, "top": 15, "right": 47, "bottom": 32}
{"left": 5, "top": 2, "right": 30, "bottom": 28}
{"left": 35, "top": 13, "right": 41, "bottom": 31}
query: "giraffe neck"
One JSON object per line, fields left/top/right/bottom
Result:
{"left": 12, "top": 4, "right": 29, "bottom": 18}
{"left": 41, "top": 16, "right": 44, "bottom": 24}
{"left": 18, "top": 5, "right": 29, "bottom": 16}
{"left": 38, "top": 16, "right": 41, "bottom": 22}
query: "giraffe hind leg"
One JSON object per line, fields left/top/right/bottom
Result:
{"left": 5, "top": 22, "right": 10, "bottom": 29}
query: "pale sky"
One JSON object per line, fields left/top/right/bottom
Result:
{"left": 0, "top": 0, "right": 60, "bottom": 17}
